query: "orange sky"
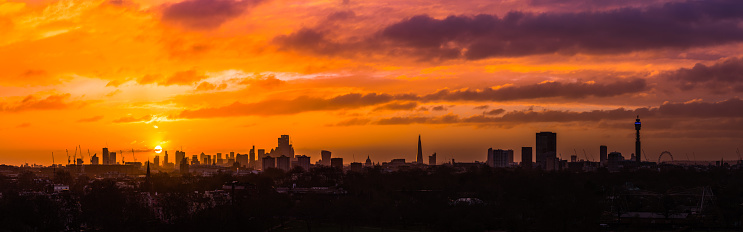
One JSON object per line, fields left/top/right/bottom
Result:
{"left": 2, "top": 0, "right": 743, "bottom": 165}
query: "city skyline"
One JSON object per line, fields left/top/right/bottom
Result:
{"left": 3, "top": 0, "right": 743, "bottom": 165}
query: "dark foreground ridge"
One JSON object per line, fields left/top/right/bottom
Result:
{"left": 2, "top": 164, "right": 743, "bottom": 231}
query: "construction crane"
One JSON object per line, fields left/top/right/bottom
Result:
{"left": 51, "top": 152, "right": 55, "bottom": 173}
{"left": 73, "top": 146, "right": 77, "bottom": 165}
{"left": 121, "top": 150, "right": 125, "bottom": 164}
{"left": 573, "top": 149, "right": 579, "bottom": 161}
{"left": 66, "top": 149, "right": 70, "bottom": 165}
{"left": 582, "top": 149, "right": 591, "bottom": 161}
{"left": 132, "top": 149, "right": 137, "bottom": 163}
{"left": 642, "top": 149, "right": 649, "bottom": 162}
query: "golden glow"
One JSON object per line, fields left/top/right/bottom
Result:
{"left": 0, "top": 0, "right": 740, "bottom": 165}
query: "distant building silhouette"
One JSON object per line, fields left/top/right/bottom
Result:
{"left": 600, "top": 145, "right": 607, "bottom": 167}
{"left": 91, "top": 154, "right": 99, "bottom": 165}
{"left": 249, "top": 146, "right": 256, "bottom": 168}
{"left": 536, "top": 132, "right": 557, "bottom": 171}
{"left": 297, "top": 155, "right": 310, "bottom": 171}
{"left": 275, "top": 135, "right": 295, "bottom": 158}
{"left": 489, "top": 149, "right": 514, "bottom": 168}
{"left": 350, "top": 162, "right": 362, "bottom": 172}
{"left": 331, "top": 157, "right": 343, "bottom": 169}
{"left": 179, "top": 157, "right": 189, "bottom": 174}
{"left": 163, "top": 151, "right": 169, "bottom": 166}
{"left": 365, "top": 156, "right": 373, "bottom": 167}
{"left": 608, "top": 152, "right": 624, "bottom": 172}
{"left": 102, "top": 148, "right": 109, "bottom": 165}
{"left": 276, "top": 155, "right": 290, "bottom": 171}
{"left": 175, "top": 150, "right": 185, "bottom": 167}
{"left": 429, "top": 153, "right": 436, "bottom": 165}
{"left": 262, "top": 156, "right": 276, "bottom": 170}
{"left": 521, "top": 147, "right": 532, "bottom": 168}
{"left": 320, "top": 150, "right": 331, "bottom": 166}
{"left": 109, "top": 152, "right": 117, "bottom": 165}
{"left": 153, "top": 155, "right": 160, "bottom": 167}
{"left": 635, "top": 116, "right": 642, "bottom": 162}
{"left": 417, "top": 135, "right": 423, "bottom": 164}
{"left": 191, "top": 155, "right": 199, "bottom": 165}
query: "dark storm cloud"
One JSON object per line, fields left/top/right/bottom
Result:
{"left": 177, "top": 79, "right": 645, "bottom": 118}
{"left": 665, "top": 57, "right": 743, "bottom": 92}
{"left": 371, "top": 98, "right": 743, "bottom": 126}
{"left": 277, "top": 0, "right": 743, "bottom": 60}
{"left": 422, "top": 79, "right": 647, "bottom": 101}
{"left": 162, "top": 0, "right": 264, "bottom": 29}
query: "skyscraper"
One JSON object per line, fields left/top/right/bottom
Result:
{"left": 163, "top": 151, "right": 169, "bottom": 165}
{"left": 102, "top": 147, "right": 109, "bottom": 165}
{"left": 536, "top": 132, "right": 557, "bottom": 171}
{"left": 416, "top": 135, "right": 423, "bottom": 164}
{"left": 275, "top": 135, "right": 295, "bottom": 157}
{"left": 175, "top": 150, "right": 185, "bottom": 167}
{"left": 599, "top": 145, "right": 607, "bottom": 167}
{"left": 249, "top": 146, "right": 256, "bottom": 167}
{"left": 153, "top": 155, "right": 160, "bottom": 167}
{"left": 635, "top": 116, "right": 642, "bottom": 162}
{"left": 109, "top": 152, "right": 117, "bottom": 165}
{"left": 429, "top": 153, "right": 436, "bottom": 166}
{"left": 521, "top": 147, "right": 532, "bottom": 168}
{"left": 321, "top": 150, "right": 331, "bottom": 166}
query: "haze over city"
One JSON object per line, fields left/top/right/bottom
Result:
{"left": 2, "top": 0, "right": 743, "bottom": 166}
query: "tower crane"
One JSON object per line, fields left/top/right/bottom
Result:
{"left": 642, "top": 149, "right": 649, "bottom": 162}
{"left": 132, "top": 149, "right": 137, "bottom": 163}
{"left": 582, "top": 149, "right": 591, "bottom": 161}
{"left": 121, "top": 150, "right": 124, "bottom": 164}
{"left": 66, "top": 149, "right": 70, "bottom": 165}
{"left": 73, "top": 146, "right": 77, "bottom": 165}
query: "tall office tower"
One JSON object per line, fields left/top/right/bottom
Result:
{"left": 262, "top": 156, "right": 276, "bottom": 169}
{"left": 230, "top": 152, "right": 235, "bottom": 160}
{"left": 276, "top": 155, "right": 290, "bottom": 171}
{"left": 536, "top": 132, "right": 557, "bottom": 171}
{"left": 91, "top": 154, "right": 99, "bottom": 165}
{"left": 297, "top": 155, "right": 311, "bottom": 171}
{"left": 216, "top": 153, "right": 223, "bottom": 165}
{"left": 521, "top": 147, "right": 532, "bottom": 168}
{"left": 258, "top": 149, "right": 265, "bottom": 157}
{"left": 276, "top": 135, "right": 295, "bottom": 157}
{"left": 102, "top": 148, "right": 109, "bottom": 165}
{"left": 492, "top": 149, "right": 514, "bottom": 168}
{"left": 487, "top": 148, "right": 494, "bottom": 167}
{"left": 175, "top": 151, "right": 185, "bottom": 167}
{"left": 429, "top": 153, "right": 437, "bottom": 166}
{"left": 153, "top": 156, "right": 160, "bottom": 167}
{"left": 109, "top": 152, "right": 117, "bottom": 165}
{"left": 417, "top": 135, "right": 423, "bottom": 164}
{"left": 163, "top": 151, "right": 169, "bottom": 165}
{"left": 249, "top": 146, "right": 256, "bottom": 167}
{"left": 321, "top": 150, "right": 332, "bottom": 166}
{"left": 331, "top": 158, "right": 343, "bottom": 169}
{"left": 635, "top": 116, "right": 642, "bottom": 162}
{"left": 600, "top": 145, "right": 607, "bottom": 166}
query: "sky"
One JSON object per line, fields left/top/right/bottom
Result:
{"left": 1, "top": 0, "right": 743, "bottom": 166}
